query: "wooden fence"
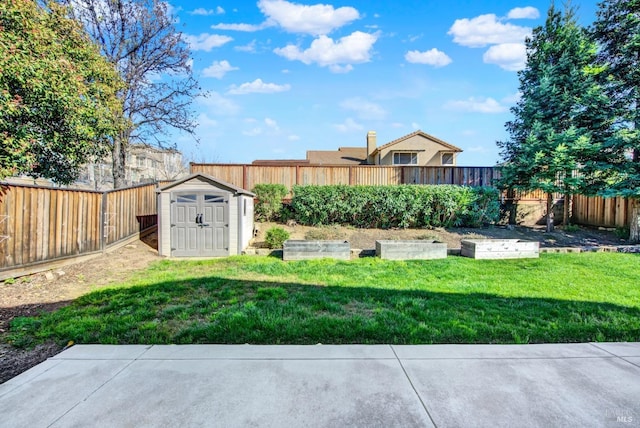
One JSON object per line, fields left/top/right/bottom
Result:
{"left": 192, "top": 163, "right": 635, "bottom": 228}
{"left": 0, "top": 182, "right": 159, "bottom": 277}
{"left": 190, "top": 164, "right": 500, "bottom": 189}
{"left": 573, "top": 195, "right": 631, "bottom": 228}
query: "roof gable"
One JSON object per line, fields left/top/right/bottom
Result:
{"left": 373, "top": 130, "right": 463, "bottom": 155}
{"left": 158, "top": 173, "right": 255, "bottom": 196}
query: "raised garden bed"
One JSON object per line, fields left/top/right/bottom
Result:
{"left": 376, "top": 240, "right": 447, "bottom": 260}
{"left": 283, "top": 240, "right": 351, "bottom": 261}
{"left": 461, "top": 239, "right": 539, "bottom": 259}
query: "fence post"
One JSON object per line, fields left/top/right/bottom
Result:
{"left": 242, "top": 165, "right": 248, "bottom": 190}
{"left": 100, "top": 191, "right": 107, "bottom": 253}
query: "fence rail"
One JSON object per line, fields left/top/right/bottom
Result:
{"left": 190, "top": 164, "right": 500, "bottom": 189}
{"left": 0, "top": 182, "right": 159, "bottom": 276}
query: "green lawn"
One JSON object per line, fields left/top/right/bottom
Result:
{"left": 8, "top": 253, "right": 640, "bottom": 347}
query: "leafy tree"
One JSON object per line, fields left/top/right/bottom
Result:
{"left": 498, "top": 5, "right": 608, "bottom": 231}
{"left": 592, "top": 0, "right": 640, "bottom": 242}
{"left": 0, "top": 0, "right": 123, "bottom": 184}
{"left": 60, "top": 0, "right": 200, "bottom": 188}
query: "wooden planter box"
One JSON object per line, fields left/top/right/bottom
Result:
{"left": 460, "top": 239, "right": 539, "bottom": 259}
{"left": 283, "top": 240, "right": 351, "bottom": 261}
{"left": 376, "top": 240, "right": 447, "bottom": 260}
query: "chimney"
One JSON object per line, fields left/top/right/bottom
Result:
{"left": 366, "top": 131, "right": 377, "bottom": 164}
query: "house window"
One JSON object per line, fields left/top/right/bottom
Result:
{"left": 441, "top": 153, "right": 454, "bottom": 165}
{"left": 137, "top": 157, "right": 145, "bottom": 167}
{"left": 393, "top": 152, "right": 418, "bottom": 165}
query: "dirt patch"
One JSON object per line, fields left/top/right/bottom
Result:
{"left": 253, "top": 222, "right": 629, "bottom": 251}
{"left": 0, "top": 233, "right": 161, "bottom": 384}
{"left": 0, "top": 224, "right": 631, "bottom": 384}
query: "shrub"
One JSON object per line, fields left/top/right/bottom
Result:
{"left": 265, "top": 227, "right": 290, "bottom": 249}
{"left": 615, "top": 226, "right": 630, "bottom": 239}
{"left": 290, "top": 185, "right": 500, "bottom": 228}
{"left": 253, "top": 184, "right": 288, "bottom": 222}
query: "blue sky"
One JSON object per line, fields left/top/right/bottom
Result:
{"left": 169, "top": 0, "right": 599, "bottom": 166}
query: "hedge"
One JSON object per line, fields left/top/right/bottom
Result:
{"left": 253, "top": 183, "right": 288, "bottom": 221}
{"left": 290, "top": 185, "right": 500, "bottom": 228}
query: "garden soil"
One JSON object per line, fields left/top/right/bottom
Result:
{"left": 0, "top": 224, "right": 629, "bottom": 384}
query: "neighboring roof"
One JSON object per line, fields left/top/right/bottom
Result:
{"left": 158, "top": 172, "right": 255, "bottom": 196}
{"left": 252, "top": 159, "right": 310, "bottom": 166}
{"left": 372, "top": 130, "right": 463, "bottom": 155}
{"left": 306, "top": 147, "right": 367, "bottom": 165}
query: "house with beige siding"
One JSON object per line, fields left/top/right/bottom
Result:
{"left": 253, "top": 130, "right": 462, "bottom": 166}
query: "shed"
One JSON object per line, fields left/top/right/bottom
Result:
{"left": 157, "top": 173, "right": 255, "bottom": 257}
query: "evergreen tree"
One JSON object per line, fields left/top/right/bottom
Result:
{"left": 498, "top": 5, "right": 608, "bottom": 231}
{"left": 592, "top": 0, "right": 640, "bottom": 241}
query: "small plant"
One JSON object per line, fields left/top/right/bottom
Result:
{"left": 3, "top": 278, "right": 16, "bottom": 285}
{"left": 564, "top": 224, "right": 580, "bottom": 232}
{"left": 253, "top": 184, "right": 288, "bottom": 222}
{"left": 265, "top": 227, "right": 290, "bottom": 249}
{"left": 614, "top": 226, "right": 630, "bottom": 239}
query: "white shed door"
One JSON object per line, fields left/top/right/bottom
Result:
{"left": 171, "top": 192, "right": 229, "bottom": 257}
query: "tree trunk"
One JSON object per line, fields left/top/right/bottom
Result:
{"left": 507, "top": 188, "right": 517, "bottom": 225}
{"left": 630, "top": 198, "right": 640, "bottom": 243}
{"left": 563, "top": 193, "right": 571, "bottom": 226}
{"left": 112, "top": 133, "right": 127, "bottom": 189}
{"left": 546, "top": 192, "right": 554, "bottom": 232}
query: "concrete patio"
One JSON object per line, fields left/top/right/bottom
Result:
{"left": 1, "top": 343, "right": 639, "bottom": 427}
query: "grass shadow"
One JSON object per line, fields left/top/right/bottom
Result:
{"left": 7, "top": 275, "right": 640, "bottom": 347}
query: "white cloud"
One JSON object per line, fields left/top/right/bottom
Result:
{"left": 333, "top": 118, "right": 364, "bottom": 133}
{"left": 184, "top": 33, "right": 233, "bottom": 51}
{"left": 329, "top": 64, "right": 353, "bottom": 73}
{"left": 391, "top": 122, "right": 404, "bottom": 128}
{"left": 467, "top": 145, "right": 490, "bottom": 153}
{"left": 444, "top": 97, "right": 507, "bottom": 113}
{"left": 502, "top": 92, "right": 522, "bottom": 104}
{"left": 448, "top": 14, "right": 531, "bottom": 47}
{"left": 258, "top": 0, "right": 359, "bottom": 35}
{"left": 340, "top": 97, "right": 387, "bottom": 120}
{"left": 197, "top": 113, "right": 218, "bottom": 128}
{"left": 211, "top": 23, "right": 267, "bottom": 32}
{"left": 243, "top": 128, "right": 263, "bottom": 137}
{"left": 203, "top": 60, "right": 239, "bottom": 79}
{"left": 190, "top": 7, "right": 225, "bottom": 16}
{"left": 288, "top": 134, "right": 300, "bottom": 141}
{"left": 265, "top": 117, "right": 280, "bottom": 130}
{"left": 411, "top": 122, "right": 420, "bottom": 130}
{"left": 482, "top": 43, "right": 527, "bottom": 71}
{"left": 235, "top": 40, "right": 258, "bottom": 52}
{"left": 228, "top": 79, "right": 291, "bottom": 95}
{"left": 405, "top": 48, "right": 452, "bottom": 67}
{"left": 197, "top": 91, "right": 240, "bottom": 115}
{"left": 274, "top": 31, "right": 378, "bottom": 73}
{"left": 507, "top": 7, "right": 540, "bottom": 19}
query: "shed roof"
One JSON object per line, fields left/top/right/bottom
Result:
{"left": 158, "top": 173, "right": 255, "bottom": 196}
